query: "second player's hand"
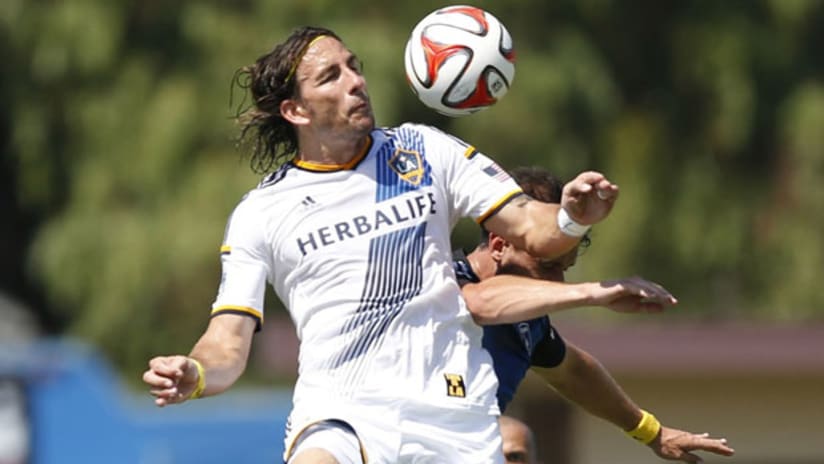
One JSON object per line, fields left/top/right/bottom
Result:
{"left": 561, "top": 171, "right": 619, "bottom": 225}
{"left": 593, "top": 277, "right": 678, "bottom": 313}
{"left": 649, "top": 426, "right": 735, "bottom": 463}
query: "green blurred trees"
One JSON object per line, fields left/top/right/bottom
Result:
{"left": 3, "top": 0, "right": 823, "bottom": 376}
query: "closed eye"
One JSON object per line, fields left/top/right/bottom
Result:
{"left": 348, "top": 56, "right": 364, "bottom": 75}
{"left": 317, "top": 66, "right": 340, "bottom": 83}
{"left": 505, "top": 451, "right": 529, "bottom": 463}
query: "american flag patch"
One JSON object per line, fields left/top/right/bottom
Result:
{"left": 483, "top": 163, "right": 511, "bottom": 182}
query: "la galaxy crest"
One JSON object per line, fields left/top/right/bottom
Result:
{"left": 389, "top": 148, "right": 424, "bottom": 185}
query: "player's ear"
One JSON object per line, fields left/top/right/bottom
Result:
{"left": 488, "top": 234, "right": 506, "bottom": 261}
{"left": 280, "top": 98, "right": 310, "bottom": 126}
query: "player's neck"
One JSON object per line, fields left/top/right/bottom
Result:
{"left": 297, "top": 131, "right": 370, "bottom": 166}
{"left": 466, "top": 250, "right": 496, "bottom": 281}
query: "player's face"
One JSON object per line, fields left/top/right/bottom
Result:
{"left": 499, "top": 244, "right": 579, "bottom": 282}
{"left": 293, "top": 37, "right": 375, "bottom": 138}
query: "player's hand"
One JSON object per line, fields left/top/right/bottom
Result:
{"left": 143, "top": 355, "right": 200, "bottom": 407}
{"left": 594, "top": 276, "right": 678, "bottom": 313}
{"left": 648, "top": 426, "right": 735, "bottom": 462}
{"left": 561, "top": 171, "right": 618, "bottom": 225}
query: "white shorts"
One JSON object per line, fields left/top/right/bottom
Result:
{"left": 397, "top": 402, "right": 503, "bottom": 463}
{"left": 288, "top": 419, "right": 365, "bottom": 464}
{"left": 283, "top": 399, "right": 503, "bottom": 463}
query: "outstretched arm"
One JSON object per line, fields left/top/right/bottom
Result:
{"left": 534, "top": 343, "right": 735, "bottom": 462}
{"left": 462, "top": 275, "right": 677, "bottom": 325}
{"left": 143, "top": 314, "right": 257, "bottom": 407}
{"left": 483, "top": 171, "right": 618, "bottom": 260}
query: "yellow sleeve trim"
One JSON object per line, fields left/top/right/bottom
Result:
{"left": 211, "top": 305, "right": 264, "bottom": 323}
{"left": 463, "top": 146, "right": 478, "bottom": 159}
{"left": 475, "top": 189, "right": 524, "bottom": 224}
{"left": 220, "top": 245, "right": 232, "bottom": 254}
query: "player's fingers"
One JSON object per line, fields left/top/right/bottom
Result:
{"left": 573, "top": 170, "right": 606, "bottom": 184}
{"left": 630, "top": 278, "right": 677, "bottom": 304}
{"left": 641, "top": 288, "right": 677, "bottom": 305}
{"left": 688, "top": 437, "right": 735, "bottom": 456}
{"left": 148, "top": 356, "right": 187, "bottom": 379}
{"left": 155, "top": 397, "right": 169, "bottom": 407}
{"left": 563, "top": 181, "right": 592, "bottom": 198}
{"left": 143, "top": 370, "right": 176, "bottom": 388}
{"left": 564, "top": 172, "right": 605, "bottom": 196}
{"left": 594, "top": 180, "right": 619, "bottom": 201}
{"left": 149, "top": 386, "right": 180, "bottom": 398}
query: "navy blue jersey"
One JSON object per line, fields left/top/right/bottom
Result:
{"left": 453, "top": 251, "right": 567, "bottom": 412}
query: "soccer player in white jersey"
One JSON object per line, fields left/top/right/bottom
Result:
{"left": 142, "top": 26, "right": 618, "bottom": 464}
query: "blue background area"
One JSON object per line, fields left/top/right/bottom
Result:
{"left": 1, "top": 339, "right": 291, "bottom": 464}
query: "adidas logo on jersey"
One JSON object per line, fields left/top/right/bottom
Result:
{"left": 301, "top": 196, "right": 317, "bottom": 207}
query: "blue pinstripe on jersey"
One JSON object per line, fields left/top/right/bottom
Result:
{"left": 328, "top": 129, "right": 435, "bottom": 386}
{"left": 331, "top": 223, "right": 426, "bottom": 374}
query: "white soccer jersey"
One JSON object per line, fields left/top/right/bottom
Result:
{"left": 212, "top": 123, "right": 522, "bottom": 417}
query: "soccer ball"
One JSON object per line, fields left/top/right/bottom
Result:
{"left": 404, "top": 5, "right": 516, "bottom": 117}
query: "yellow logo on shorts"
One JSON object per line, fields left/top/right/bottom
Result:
{"left": 444, "top": 373, "right": 466, "bottom": 398}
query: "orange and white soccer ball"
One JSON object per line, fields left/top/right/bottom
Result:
{"left": 404, "top": 5, "right": 516, "bottom": 117}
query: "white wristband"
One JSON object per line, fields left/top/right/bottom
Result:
{"left": 557, "top": 208, "right": 591, "bottom": 237}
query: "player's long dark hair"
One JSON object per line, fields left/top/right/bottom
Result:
{"left": 232, "top": 26, "right": 340, "bottom": 174}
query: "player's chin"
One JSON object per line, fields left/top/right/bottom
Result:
{"left": 350, "top": 112, "right": 375, "bottom": 132}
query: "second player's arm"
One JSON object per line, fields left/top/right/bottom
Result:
{"left": 462, "top": 275, "right": 677, "bottom": 325}
{"left": 462, "top": 275, "right": 592, "bottom": 324}
{"left": 533, "top": 343, "right": 736, "bottom": 462}
{"left": 532, "top": 342, "right": 642, "bottom": 431}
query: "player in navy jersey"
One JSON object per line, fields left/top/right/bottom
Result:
{"left": 142, "top": 27, "right": 622, "bottom": 464}
{"left": 456, "top": 167, "right": 735, "bottom": 462}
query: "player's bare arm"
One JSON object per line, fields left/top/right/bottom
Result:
{"left": 143, "top": 314, "right": 256, "bottom": 407}
{"left": 482, "top": 196, "right": 577, "bottom": 261}
{"left": 534, "top": 343, "right": 647, "bottom": 431}
{"left": 483, "top": 171, "right": 618, "bottom": 260}
{"left": 534, "top": 344, "right": 734, "bottom": 463}
{"left": 461, "top": 274, "right": 677, "bottom": 325}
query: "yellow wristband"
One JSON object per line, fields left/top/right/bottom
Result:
{"left": 188, "top": 358, "right": 206, "bottom": 400}
{"left": 626, "top": 410, "right": 661, "bottom": 445}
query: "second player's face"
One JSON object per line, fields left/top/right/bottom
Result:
{"left": 500, "top": 420, "right": 537, "bottom": 464}
{"left": 499, "top": 244, "right": 579, "bottom": 282}
{"left": 293, "top": 37, "right": 375, "bottom": 138}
